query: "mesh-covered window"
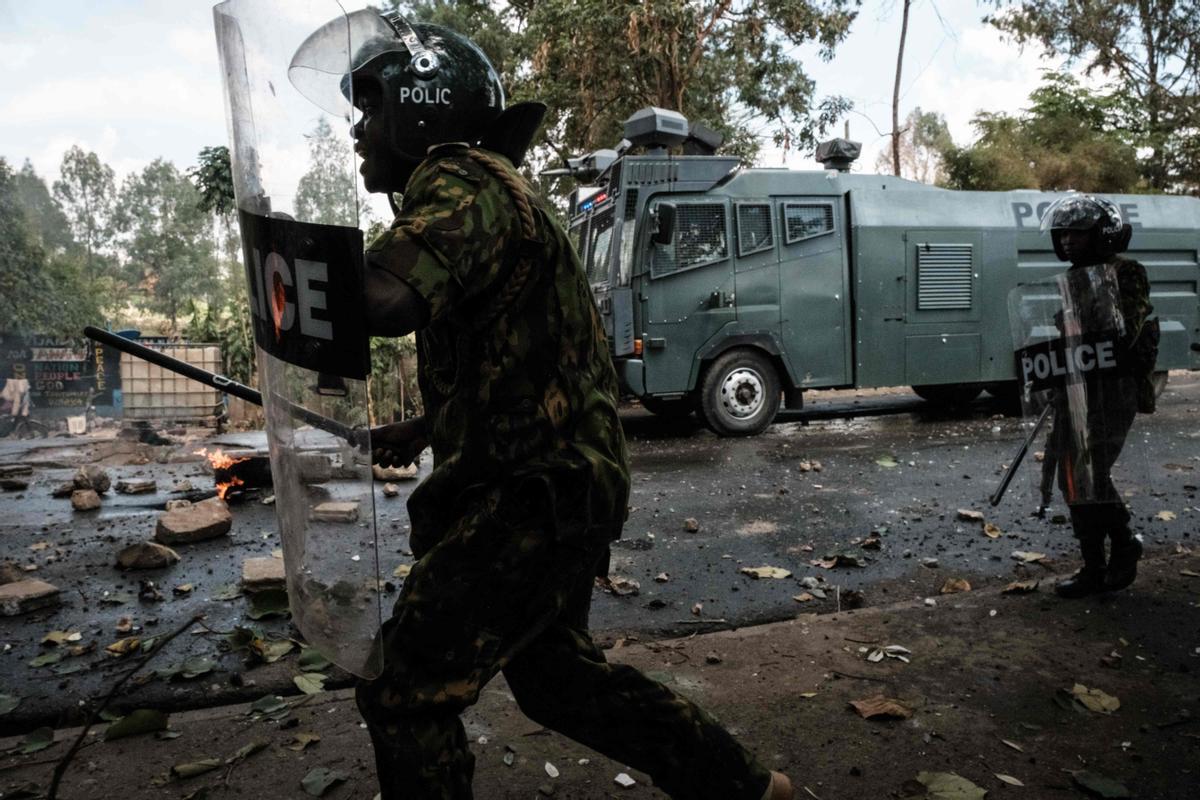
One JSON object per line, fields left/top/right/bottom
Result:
{"left": 618, "top": 190, "right": 639, "bottom": 286}
{"left": 783, "top": 203, "right": 834, "bottom": 243}
{"left": 651, "top": 203, "right": 728, "bottom": 278}
{"left": 585, "top": 208, "right": 615, "bottom": 285}
{"left": 737, "top": 204, "right": 773, "bottom": 256}
{"left": 569, "top": 219, "right": 586, "bottom": 260}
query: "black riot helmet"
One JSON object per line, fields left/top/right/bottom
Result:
{"left": 1040, "top": 193, "right": 1133, "bottom": 262}
{"left": 288, "top": 10, "right": 505, "bottom": 162}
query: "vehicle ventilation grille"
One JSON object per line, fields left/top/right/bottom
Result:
{"left": 627, "top": 161, "right": 678, "bottom": 185}
{"left": 608, "top": 159, "right": 622, "bottom": 194}
{"left": 917, "top": 243, "right": 973, "bottom": 310}
{"left": 624, "top": 190, "right": 639, "bottom": 220}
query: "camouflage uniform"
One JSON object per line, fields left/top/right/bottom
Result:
{"left": 1046, "top": 256, "right": 1152, "bottom": 536}
{"left": 358, "top": 144, "right": 771, "bottom": 800}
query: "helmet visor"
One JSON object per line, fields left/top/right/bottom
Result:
{"left": 1039, "top": 194, "right": 1123, "bottom": 234}
{"left": 288, "top": 9, "right": 404, "bottom": 116}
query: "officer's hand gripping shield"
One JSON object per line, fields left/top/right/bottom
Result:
{"left": 214, "top": 0, "right": 394, "bottom": 678}
{"left": 1008, "top": 265, "right": 1150, "bottom": 512}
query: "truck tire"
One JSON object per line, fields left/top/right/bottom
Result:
{"left": 640, "top": 396, "right": 695, "bottom": 419}
{"left": 699, "top": 349, "right": 781, "bottom": 436}
{"left": 911, "top": 383, "right": 982, "bottom": 407}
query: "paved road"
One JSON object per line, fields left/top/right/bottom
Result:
{"left": 1, "top": 376, "right": 1195, "bottom": 732}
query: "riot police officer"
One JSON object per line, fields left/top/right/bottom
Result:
{"left": 295, "top": 11, "right": 794, "bottom": 799}
{"left": 1040, "top": 194, "right": 1155, "bottom": 598}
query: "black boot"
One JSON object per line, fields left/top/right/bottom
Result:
{"left": 1106, "top": 526, "right": 1143, "bottom": 591}
{"left": 1055, "top": 534, "right": 1107, "bottom": 598}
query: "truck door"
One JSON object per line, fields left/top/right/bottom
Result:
{"left": 777, "top": 198, "right": 850, "bottom": 387}
{"left": 641, "top": 199, "right": 735, "bottom": 395}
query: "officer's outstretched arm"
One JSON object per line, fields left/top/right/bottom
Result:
{"left": 365, "top": 259, "right": 430, "bottom": 337}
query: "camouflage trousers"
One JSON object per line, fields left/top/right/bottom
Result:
{"left": 356, "top": 501, "right": 770, "bottom": 800}
{"left": 1048, "top": 377, "right": 1138, "bottom": 536}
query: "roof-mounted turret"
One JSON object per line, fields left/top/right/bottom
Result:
{"left": 815, "top": 138, "right": 861, "bottom": 172}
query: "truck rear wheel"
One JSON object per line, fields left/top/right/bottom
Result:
{"left": 699, "top": 349, "right": 781, "bottom": 436}
{"left": 911, "top": 383, "right": 982, "bottom": 407}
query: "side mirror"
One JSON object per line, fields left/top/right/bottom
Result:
{"left": 651, "top": 203, "right": 676, "bottom": 246}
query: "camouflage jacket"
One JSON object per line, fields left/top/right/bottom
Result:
{"left": 366, "top": 145, "right": 630, "bottom": 552}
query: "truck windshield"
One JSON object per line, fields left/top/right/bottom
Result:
{"left": 585, "top": 207, "right": 615, "bottom": 285}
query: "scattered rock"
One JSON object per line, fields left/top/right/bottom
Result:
{"left": 71, "top": 489, "right": 102, "bottom": 512}
{"left": 73, "top": 465, "right": 111, "bottom": 493}
{"left": 171, "top": 480, "right": 194, "bottom": 493}
{"left": 116, "top": 478, "right": 157, "bottom": 495}
{"left": 0, "top": 579, "right": 61, "bottom": 616}
{"left": 242, "top": 557, "right": 286, "bottom": 591}
{"left": 373, "top": 463, "right": 417, "bottom": 482}
{"left": 155, "top": 497, "right": 232, "bottom": 544}
{"left": 116, "top": 542, "right": 180, "bottom": 571}
{"left": 614, "top": 773, "right": 637, "bottom": 789}
{"left": 704, "top": 652, "right": 722, "bottom": 665}
{"left": 683, "top": 517, "right": 700, "bottom": 532}
{"left": 311, "top": 501, "right": 359, "bottom": 523}
{"left": 939, "top": 578, "right": 971, "bottom": 595}
{"left": 51, "top": 481, "right": 76, "bottom": 498}
{"left": 382, "top": 483, "right": 400, "bottom": 498}
{"left": 298, "top": 454, "right": 332, "bottom": 484}
{"left": 956, "top": 509, "right": 984, "bottom": 523}
{"left": 0, "top": 562, "right": 24, "bottom": 585}
{"left": 1, "top": 478, "right": 29, "bottom": 491}
{"left": 165, "top": 499, "right": 193, "bottom": 511}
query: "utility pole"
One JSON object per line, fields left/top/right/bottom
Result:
{"left": 891, "top": 0, "right": 912, "bottom": 177}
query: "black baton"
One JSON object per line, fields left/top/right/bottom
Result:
{"left": 84, "top": 326, "right": 367, "bottom": 448}
{"left": 989, "top": 402, "right": 1053, "bottom": 507}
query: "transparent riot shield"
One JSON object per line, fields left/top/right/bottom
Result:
{"left": 214, "top": 0, "right": 382, "bottom": 677}
{"left": 1008, "top": 264, "right": 1149, "bottom": 512}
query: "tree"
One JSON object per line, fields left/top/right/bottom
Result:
{"left": 873, "top": 107, "right": 952, "bottom": 184}
{"left": 890, "top": 0, "right": 913, "bottom": 176}
{"left": 391, "top": 0, "right": 860, "bottom": 165}
{"left": 52, "top": 146, "right": 117, "bottom": 279}
{"left": 116, "top": 159, "right": 217, "bottom": 329}
{"left": 294, "top": 117, "right": 364, "bottom": 226}
{"left": 190, "top": 145, "right": 236, "bottom": 218}
{"left": 986, "top": 0, "right": 1200, "bottom": 193}
{"left": 940, "top": 72, "right": 1141, "bottom": 192}
{"left": 12, "top": 161, "right": 74, "bottom": 254}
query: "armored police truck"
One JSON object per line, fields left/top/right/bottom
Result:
{"left": 563, "top": 107, "right": 1200, "bottom": 436}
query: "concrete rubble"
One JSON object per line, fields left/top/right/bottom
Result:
{"left": 115, "top": 478, "right": 158, "bottom": 494}
{"left": 73, "top": 465, "right": 111, "bottom": 494}
{"left": 311, "top": 501, "right": 359, "bottom": 523}
{"left": 373, "top": 463, "right": 418, "bottom": 482}
{"left": 241, "top": 556, "right": 286, "bottom": 591}
{"left": 155, "top": 496, "right": 232, "bottom": 544}
{"left": 115, "top": 541, "right": 181, "bottom": 571}
{"left": 0, "top": 579, "right": 61, "bottom": 616}
{"left": 70, "top": 489, "right": 102, "bottom": 512}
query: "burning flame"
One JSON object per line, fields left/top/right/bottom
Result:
{"left": 195, "top": 447, "right": 250, "bottom": 501}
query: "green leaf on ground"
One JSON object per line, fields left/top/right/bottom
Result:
{"left": 170, "top": 758, "right": 222, "bottom": 780}
{"left": 294, "top": 672, "right": 327, "bottom": 695}
{"left": 876, "top": 455, "right": 899, "bottom": 468}
{"left": 246, "top": 588, "right": 290, "bottom": 620}
{"left": 1070, "top": 684, "right": 1120, "bottom": 714}
{"left": 227, "top": 740, "right": 269, "bottom": 764}
{"left": 29, "top": 651, "right": 64, "bottom": 667}
{"left": 301, "top": 767, "right": 347, "bottom": 797}
{"left": 1072, "top": 770, "right": 1131, "bottom": 798}
{"left": 104, "top": 709, "right": 169, "bottom": 741}
{"left": 298, "top": 647, "right": 333, "bottom": 673}
{"left": 0, "top": 695, "right": 21, "bottom": 715}
{"left": 18, "top": 727, "right": 54, "bottom": 754}
{"left": 177, "top": 657, "right": 216, "bottom": 680}
{"left": 915, "top": 771, "right": 987, "bottom": 799}
{"left": 253, "top": 638, "right": 295, "bottom": 664}
{"left": 212, "top": 583, "right": 243, "bottom": 601}
{"left": 287, "top": 732, "right": 321, "bottom": 752}
{"left": 247, "top": 695, "right": 288, "bottom": 716}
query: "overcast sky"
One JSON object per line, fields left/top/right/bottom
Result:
{"left": 0, "top": 1, "right": 1065, "bottom": 190}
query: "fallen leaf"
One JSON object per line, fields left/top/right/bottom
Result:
{"left": 211, "top": 584, "right": 243, "bottom": 601}
{"left": 915, "top": 771, "right": 987, "bottom": 800}
{"left": 227, "top": 741, "right": 268, "bottom": 764}
{"left": 29, "top": 651, "right": 63, "bottom": 667}
{"left": 104, "top": 709, "right": 169, "bottom": 741}
{"left": 739, "top": 566, "right": 792, "bottom": 580}
{"left": 1002, "top": 580, "right": 1039, "bottom": 594}
{"left": 811, "top": 551, "right": 866, "bottom": 569}
{"left": 1071, "top": 770, "right": 1131, "bottom": 798}
{"left": 799, "top": 692, "right": 818, "bottom": 699}
{"left": 983, "top": 523, "right": 1002, "bottom": 539}
{"left": 995, "top": 774, "right": 1024, "bottom": 787}
{"left": 298, "top": 647, "right": 333, "bottom": 673}
{"left": 301, "top": 767, "right": 347, "bottom": 797}
{"left": 41, "top": 630, "right": 82, "bottom": 646}
{"left": 393, "top": 564, "right": 412, "bottom": 578}
{"left": 287, "top": 732, "right": 321, "bottom": 751}
{"left": 957, "top": 509, "right": 985, "bottom": 523}
{"left": 1180, "top": 569, "right": 1200, "bottom": 579}
{"left": 252, "top": 638, "right": 295, "bottom": 664}
{"left": 247, "top": 695, "right": 289, "bottom": 717}
{"left": 18, "top": 727, "right": 54, "bottom": 754}
{"left": 876, "top": 455, "right": 899, "bottom": 468}
{"left": 1071, "top": 684, "right": 1120, "bottom": 714}
{"left": 793, "top": 593, "right": 815, "bottom": 603}
{"left": 171, "top": 758, "right": 222, "bottom": 780}
{"left": 105, "top": 637, "right": 141, "bottom": 657}
{"left": 177, "top": 657, "right": 215, "bottom": 680}
{"left": 173, "top": 584, "right": 194, "bottom": 596}
{"left": 861, "top": 535, "right": 882, "bottom": 550}
{"left": 1011, "top": 550, "right": 1047, "bottom": 563}
{"left": 1000, "top": 738, "right": 1024, "bottom": 752}
{"left": 294, "top": 673, "right": 327, "bottom": 695}
{"left": 849, "top": 695, "right": 913, "bottom": 720}
{"left": 1154, "top": 510, "right": 1177, "bottom": 521}
{"left": 939, "top": 578, "right": 971, "bottom": 595}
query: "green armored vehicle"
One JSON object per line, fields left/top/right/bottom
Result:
{"left": 563, "top": 107, "right": 1200, "bottom": 435}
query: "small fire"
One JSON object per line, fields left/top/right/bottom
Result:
{"left": 195, "top": 447, "right": 250, "bottom": 500}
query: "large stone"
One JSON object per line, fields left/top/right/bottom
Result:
{"left": 298, "top": 454, "right": 332, "bottom": 484}
{"left": 51, "top": 481, "right": 76, "bottom": 498}
{"left": 1, "top": 478, "right": 29, "bottom": 491}
{"left": 116, "top": 541, "right": 180, "bottom": 571}
{"left": 71, "top": 489, "right": 102, "bottom": 511}
{"left": 311, "top": 501, "right": 359, "bottom": 523}
{"left": 165, "top": 499, "right": 193, "bottom": 511}
{"left": 0, "top": 579, "right": 61, "bottom": 616}
{"left": 242, "top": 556, "right": 286, "bottom": 591}
{"left": 0, "top": 562, "right": 24, "bottom": 585}
{"left": 116, "top": 478, "right": 158, "bottom": 495}
{"left": 73, "top": 465, "right": 111, "bottom": 494}
{"left": 373, "top": 463, "right": 418, "bottom": 482}
{"left": 155, "top": 497, "right": 233, "bottom": 544}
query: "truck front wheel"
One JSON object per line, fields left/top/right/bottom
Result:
{"left": 699, "top": 349, "right": 781, "bottom": 436}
